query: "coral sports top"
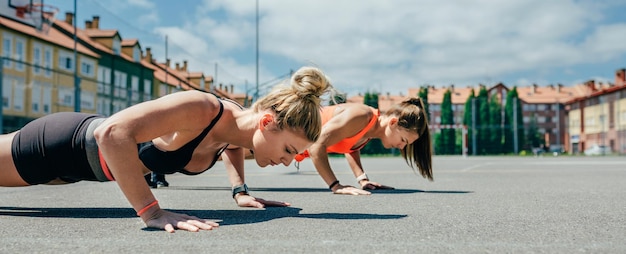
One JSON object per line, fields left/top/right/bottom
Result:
{"left": 295, "top": 105, "right": 379, "bottom": 162}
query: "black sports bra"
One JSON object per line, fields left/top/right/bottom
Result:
{"left": 138, "top": 100, "right": 226, "bottom": 175}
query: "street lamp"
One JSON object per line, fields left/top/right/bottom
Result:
{"left": 255, "top": 0, "right": 259, "bottom": 104}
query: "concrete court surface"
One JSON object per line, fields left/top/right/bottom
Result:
{"left": 1, "top": 155, "right": 625, "bottom": 253}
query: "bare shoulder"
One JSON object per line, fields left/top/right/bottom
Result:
{"left": 333, "top": 103, "right": 373, "bottom": 123}
{"left": 323, "top": 103, "right": 374, "bottom": 138}
{"left": 156, "top": 91, "right": 221, "bottom": 119}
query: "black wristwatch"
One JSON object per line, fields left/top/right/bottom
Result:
{"left": 232, "top": 184, "right": 249, "bottom": 198}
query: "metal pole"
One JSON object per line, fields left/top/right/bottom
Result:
{"left": 513, "top": 97, "right": 518, "bottom": 154}
{"left": 555, "top": 102, "right": 560, "bottom": 147}
{"left": 472, "top": 97, "right": 476, "bottom": 155}
{"left": 255, "top": 0, "right": 259, "bottom": 101}
{"left": 462, "top": 126, "right": 467, "bottom": 157}
{"left": 73, "top": 0, "right": 81, "bottom": 112}
{"left": 0, "top": 57, "right": 3, "bottom": 133}
{"left": 164, "top": 35, "right": 168, "bottom": 88}
{"left": 214, "top": 62, "right": 217, "bottom": 91}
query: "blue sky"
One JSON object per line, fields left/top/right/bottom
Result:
{"left": 46, "top": 0, "right": 626, "bottom": 97}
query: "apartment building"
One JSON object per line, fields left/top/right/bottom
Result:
{"left": 54, "top": 14, "right": 155, "bottom": 116}
{"left": 565, "top": 69, "right": 626, "bottom": 154}
{"left": 0, "top": 12, "right": 99, "bottom": 133}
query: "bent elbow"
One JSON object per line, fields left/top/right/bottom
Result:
{"left": 93, "top": 121, "right": 130, "bottom": 146}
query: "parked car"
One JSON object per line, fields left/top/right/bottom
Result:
{"left": 584, "top": 145, "right": 611, "bottom": 156}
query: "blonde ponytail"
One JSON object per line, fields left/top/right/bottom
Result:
{"left": 253, "top": 66, "right": 332, "bottom": 142}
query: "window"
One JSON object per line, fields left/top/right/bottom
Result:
{"left": 133, "top": 46, "right": 141, "bottom": 62}
{"left": 131, "top": 76, "right": 139, "bottom": 102}
{"left": 98, "top": 66, "right": 111, "bottom": 95}
{"left": 81, "top": 91, "right": 95, "bottom": 110}
{"left": 44, "top": 47, "right": 52, "bottom": 76}
{"left": 2, "top": 76, "right": 12, "bottom": 109}
{"left": 12, "top": 77, "right": 25, "bottom": 111}
{"left": 112, "top": 38, "right": 121, "bottom": 55}
{"left": 15, "top": 37, "right": 25, "bottom": 71}
{"left": 113, "top": 100, "right": 125, "bottom": 113}
{"left": 537, "top": 117, "right": 546, "bottom": 123}
{"left": 33, "top": 43, "right": 42, "bottom": 74}
{"left": 31, "top": 81, "right": 41, "bottom": 113}
{"left": 97, "top": 97, "right": 111, "bottom": 116}
{"left": 113, "top": 71, "right": 127, "bottom": 98}
{"left": 537, "top": 104, "right": 546, "bottom": 111}
{"left": 80, "top": 58, "right": 95, "bottom": 77}
{"left": 42, "top": 83, "right": 52, "bottom": 113}
{"left": 159, "top": 83, "right": 168, "bottom": 97}
{"left": 58, "top": 50, "right": 74, "bottom": 71}
{"left": 58, "top": 87, "right": 74, "bottom": 107}
{"left": 2, "top": 33, "right": 12, "bottom": 68}
{"left": 585, "top": 116, "right": 595, "bottom": 126}
{"left": 143, "top": 79, "right": 152, "bottom": 100}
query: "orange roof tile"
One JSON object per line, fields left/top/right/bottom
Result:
{"left": 1, "top": 16, "right": 99, "bottom": 58}
{"left": 516, "top": 84, "right": 577, "bottom": 103}
{"left": 121, "top": 38, "right": 138, "bottom": 47}
{"left": 83, "top": 28, "right": 118, "bottom": 38}
{"left": 54, "top": 20, "right": 114, "bottom": 55}
{"left": 188, "top": 72, "right": 203, "bottom": 78}
{"left": 56, "top": 21, "right": 137, "bottom": 63}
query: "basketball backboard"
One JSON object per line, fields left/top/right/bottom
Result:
{"left": 1, "top": 0, "right": 57, "bottom": 33}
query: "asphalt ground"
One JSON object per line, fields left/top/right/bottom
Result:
{"left": 1, "top": 155, "right": 625, "bottom": 253}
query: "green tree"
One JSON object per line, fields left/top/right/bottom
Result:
{"left": 526, "top": 113, "right": 544, "bottom": 149}
{"left": 463, "top": 90, "right": 476, "bottom": 155}
{"left": 488, "top": 93, "right": 503, "bottom": 154}
{"left": 363, "top": 92, "right": 379, "bottom": 109}
{"left": 361, "top": 92, "right": 387, "bottom": 155}
{"left": 329, "top": 92, "right": 347, "bottom": 105}
{"left": 477, "top": 86, "right": 489, "bottom": 154}
{"left": 435, "top": 89, "right": 455, "bottom": 154}
{"left": 504, "top": 87, "right": 524, "bottom": 153}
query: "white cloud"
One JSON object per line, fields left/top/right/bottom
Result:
{"left": 146, "top": 0, "right": 626, "bottom": 95}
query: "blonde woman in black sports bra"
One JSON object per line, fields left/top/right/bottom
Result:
{"left": 0, "top": 66, "right": 331, "bottom": 233}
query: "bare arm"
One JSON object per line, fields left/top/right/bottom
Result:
{"left": 223, "top": 146, "right": 245, "bottom": 188}
{"left": 94, "top": 91, "right": 220, "bottom": 232}
{"left": 222, "top": 146, "right": 290, "bottom": 208}
{"left": 346, "top": 150, "right": 394, "bottom": 190}
{"left": 310, "top": 104, "right": 373, "bottom": 195}
{"left": 345, "top": 150, "right": 365, "bottom": 178}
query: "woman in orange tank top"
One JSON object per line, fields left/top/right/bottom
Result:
{"left": 295, "top": 97, "right": 433, "bottom": 195}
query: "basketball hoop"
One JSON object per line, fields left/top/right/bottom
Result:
{"left": 15, "top": 3, "right": 59, "bottom": 34}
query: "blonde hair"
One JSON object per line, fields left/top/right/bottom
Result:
{"left": 384, "top": 97, "right": 433, "bottom": 181}
{"left": 252, "top": 66, "right": 331, "bottom": 142}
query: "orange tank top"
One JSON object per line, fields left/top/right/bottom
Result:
{"left": 295, "top": 105, "right": 379, "bottom": 162}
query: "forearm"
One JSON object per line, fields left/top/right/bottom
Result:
{"left": 96, "top": 136, "right": 158, "bottom": 220}
{"left": 223, "top": 148, "right": 245, "bottom": 186}
{"left": 345, "top": 151, "right": 365, "bottom": 177}
{"left": 309, "top": 143, "right": 338, "bottom": 186}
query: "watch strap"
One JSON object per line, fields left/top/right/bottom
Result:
{"left": 232, "top": 184, "right": 249, "bottom": 198}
